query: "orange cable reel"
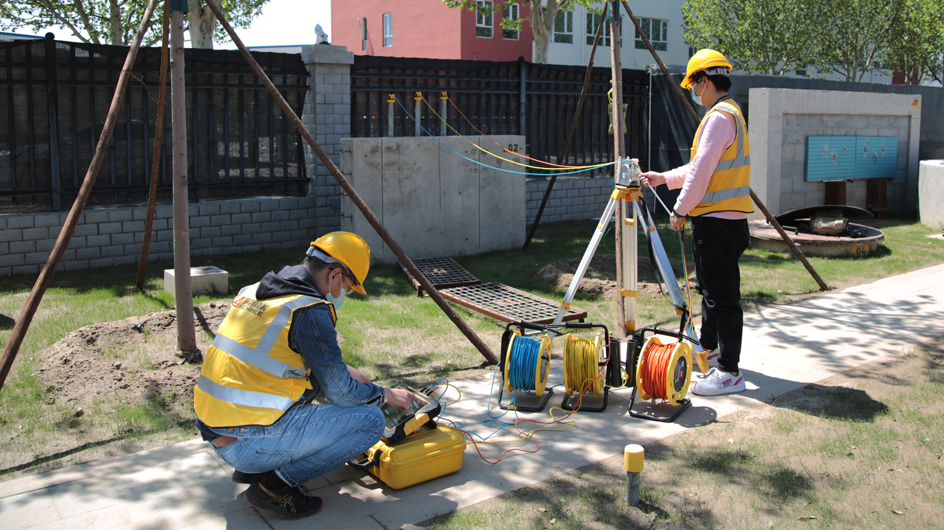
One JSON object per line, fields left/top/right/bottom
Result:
{"left": 634, "top": 336, "right": 693, "bottom": 406}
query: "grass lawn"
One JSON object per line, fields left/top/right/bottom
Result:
{"left": 1, "top": 212, "right": 943, "bottom": 520}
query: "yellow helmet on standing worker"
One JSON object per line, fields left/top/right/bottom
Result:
{"left": 681, "top": 49, "right": 733, "bottom": 90}
{"left": 306, "top": 232, "right": 370, "bottom": 295}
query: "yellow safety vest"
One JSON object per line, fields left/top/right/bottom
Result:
{"left": 194, "top": 283, "right": 335, "bottom": 427}
{"left": 688, "top": 99, "right": 754, "bottom": 216}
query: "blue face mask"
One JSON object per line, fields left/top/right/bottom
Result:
{"left": 325, "top": 270, "right": 346, "bottom": 309}
{"left": 326, "top": 287, "right": 346, "bottom": 310}
{"left": 691, "top": 85, "right": 703, "bottom": 107}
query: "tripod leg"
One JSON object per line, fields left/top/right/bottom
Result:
{"left": 552, "top": 195, "right": 620, "bottom": 325}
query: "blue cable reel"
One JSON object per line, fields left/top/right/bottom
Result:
{"left": 497, "top": 321, "right": 554, "bottom": 412}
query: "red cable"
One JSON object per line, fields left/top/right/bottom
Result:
{"left": 639, "top": 342, "right": 677, "bottom": 401}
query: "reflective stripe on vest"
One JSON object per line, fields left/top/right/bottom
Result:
{"left": 209, "top": 292, "right": 321, "bottom": 379}
{"left": 197, "top": 373, "right": 297, "bottom": 411}
{"left": 689, "top": 100, "right": 753, "bottom": 216}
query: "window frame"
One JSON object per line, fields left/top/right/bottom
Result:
{"left": 635, "top": 17, "right": 668, "bottom": 51}
{"left": 586, "top": 12, "right": 611, "bottom": 47}
{"left": 383, "top": 13, "right": 393, "bottom": 47}
{"left": 502, "top": 2, "right": 519, "bottom": 40}
{"left": 553, "top": 9, "right": 574, "bottom": 44}
{"left": 476, "top": 0, "right": 494, "bottom": 38}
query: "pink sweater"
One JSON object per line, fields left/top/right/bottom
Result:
{"left": 663, "top": 109, "right": 746, "bottom": 220}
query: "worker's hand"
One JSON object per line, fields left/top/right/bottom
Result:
{"left": 347, "top": 365, "right": 371, "bottom": 384}
{"left": 670, "top": 211, "right": 686, "bottom": 231}
{"left": 384, "top": 387, "right": 420, "bottom": 412}
{"left": 639, "top": 171, "right": 666, "bottom": 188}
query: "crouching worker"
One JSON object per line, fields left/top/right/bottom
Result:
{"left": 193, "top": 231, "right": 418, "bottom": 520}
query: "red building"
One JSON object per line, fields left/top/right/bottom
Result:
{"left": 332, "top": 0, "right": 533, "bottom": 61}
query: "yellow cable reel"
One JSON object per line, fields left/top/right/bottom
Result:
{"left": 634, "top": 336, "right": 693, "bottom": 406}
{"left": 563, "top": 333, "right": 605, "bottom": 397}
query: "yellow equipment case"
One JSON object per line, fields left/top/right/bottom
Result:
{"left": 350, "top": 422, "right": 467, "bottom": 490}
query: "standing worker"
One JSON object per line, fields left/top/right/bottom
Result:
{"left": 640, "top": 49, "right": 751, "bottom": 396}
{"left": 193, "top": 232, "right": 418, "bottom": 520}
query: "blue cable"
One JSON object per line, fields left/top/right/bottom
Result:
{"left": 392, "top": 96, "right": 615, "bottom": 178}
{"left": 509, "top": 336, "right": 541, "bottom": 391}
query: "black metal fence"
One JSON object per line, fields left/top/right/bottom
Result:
{"left": 0, "top": 36, "right": 309, "bottom": 213}
{"left": 350, "top": 56, "right": 649, "bottom": 177}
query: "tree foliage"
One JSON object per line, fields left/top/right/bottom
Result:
{"left": 885, "top": 0, "right": 944, "bottom": 85}
{"left": 682, "top": 0, "right": 823, "bottom": 76}
{"left": 0, "top": 0, "right": 269, "bottom": 49}
{"left": 684, "top": 0, "right": 943, "bottom": 84}
{"left": 442, "top": 0, "right": 599, "bottom": 64}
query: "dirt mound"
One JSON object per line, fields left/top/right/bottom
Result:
{"left": 532, "top": 254, "right": 694, "bottom": 298}
{"left": 36, "top": 302, "right": 229, "bottom": 409}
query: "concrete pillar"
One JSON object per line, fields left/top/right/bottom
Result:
{"left": 301, "top": 44, "right": 354, "bottom": 235}
{"left": 919, "top": 160, "right": 944, "bottom": 233}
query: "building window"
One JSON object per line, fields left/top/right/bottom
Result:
{"left": 502, "top": 3, "right": 519, "bottom": 40}
{"left": 361, "top": 18, "right": 367, "bottom": 51}
{"left": 553, "top": 9, "right": 573, "bottom": 43}
{"left": 635, "top": 18, "right": 668, "bottom": 51}
{"left": 586, "top": 12, "right": 611, "bottom": 47}
{"left": 476, "top": 0, "right": 493, "bottom": 38}
{"left": 383, "top": 13, "right": 392, "bottom": 47}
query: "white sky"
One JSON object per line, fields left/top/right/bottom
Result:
{"left": 13, "top": 0, "right": 332, "bottom": 48}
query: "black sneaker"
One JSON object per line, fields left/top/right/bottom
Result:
{"left": 231, "top": 470, "right": 264, "bottom": 484}
{"left": 243, "top": 482, "right": 323, "bottom": 520}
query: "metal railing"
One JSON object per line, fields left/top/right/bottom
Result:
{"left": 0, "top": 36, "right": 309, "bottom": 213}
{"left": 350, "top": 56, "right": 649, "bottom": 177}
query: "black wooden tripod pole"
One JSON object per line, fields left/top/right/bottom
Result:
{"left": 205, "top": 0, "right": 498, "bottom": 365}
{"left": 619, "top": 0, "right": 828, "bottom": 292}
{"left": 0, "top": 0, "right": 161, "bottom": 392}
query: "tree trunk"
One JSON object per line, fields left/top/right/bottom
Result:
{"left": 529, "top": 0, "right": 554, "bottom": 64}
{"left": 186, "top": 0, "right": 216, "bottom": 49}
{"left": 109, "top": 0, "right": 123, "bottom": 45}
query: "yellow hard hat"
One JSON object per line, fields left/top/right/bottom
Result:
{"left": 307, "top": 232, "right": 370, "bottom": 295}
{"left": 681, "top": 49, "right": 732, "bottom": 89}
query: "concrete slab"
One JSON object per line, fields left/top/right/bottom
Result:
{"left": 1, "top": 263, "right": 943, "bottom": 529}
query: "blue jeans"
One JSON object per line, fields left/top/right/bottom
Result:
{"left": 209, "top": 400, "right": 385, "bottom": 488}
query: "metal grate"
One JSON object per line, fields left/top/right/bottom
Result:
{"left": 400, "top": 257, "right": 481, "bottom": 296}
{"left": 440, "top": 282, "right": 586, "bottom": 325}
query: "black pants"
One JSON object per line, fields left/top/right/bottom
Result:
{"left": 691, "top": 216, "right": 749, "bottom": 373}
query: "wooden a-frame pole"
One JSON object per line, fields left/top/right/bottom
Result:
{"left": 204, "top": 0, "right": 498, "bottom": 365}
{"left": 0, "top": 0, "right": 161, "bottom": 392}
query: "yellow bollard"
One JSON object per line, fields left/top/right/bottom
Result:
{"left": 624, "top": 443, "right": 644, "bottom": 506}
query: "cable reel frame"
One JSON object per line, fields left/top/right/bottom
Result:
{"left": 558, "top": 322, "right": 621, "bottom": 413}
{"left": 497, "top": 321, "right": 556, "bottom": 412}
{"left": 627, "top": 327, "right": 699, "bottom": 422}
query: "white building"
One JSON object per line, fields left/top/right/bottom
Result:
{"left": 541, "top": 1, "right": 690, "bottom": 71}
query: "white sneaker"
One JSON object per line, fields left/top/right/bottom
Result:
{"left": 692, "top": 367, "right": 745, "bottom": 396}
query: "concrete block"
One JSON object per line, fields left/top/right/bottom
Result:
{"left": 99, "top": 222, "right": 122, "bottom": 235}
{"left": 253, "top": 233, "right": 273, "bottom": 245}
{"left": 24, "top": 251, "right": 49, "bottom": 265}
{"left": 221, "top": 224, "right": 241, "bottom": 236}
{"left": 9, "top": 240, "right": 35, "bottom": 254}
{"left": 76, "top": 247, "right": 101, "bottom": 260}
{"left": 231, "top": 213, "right": 251, "bottom": 224}
{"left": 33, "top": 213, "right": 62, "bottom": 227}
{"left": 240, "top": 202, "right": 261, "bottom": 213}
{"left": 868, "top": 116, "right": 890, "bottom": 127}
{"left": 919, "top": 160, "right": 944, "bottom": 232}
{"left": 822, "top": 115, "right": 845, "bottom": 128}
{"left": 251, "top": 212, "right": 271, "bottom": 223}
{"left": 101, "top": 245, "right": 125, "bottom": 258}
{"left": 0, "top": 253, "right": 25, "bottom": 267}
{"left": 190, "top": 216, "right": 210, "bottom": 228}
{"left": 796, "top": 115, "right": 821, "bottom": 128}
{"left": 198, "top": 204, "right": 221, "bottom": 216}
{"left": 22, "top": 227, "right": 48, "bottom": 240}
{"left": 191, "top": 239, "right": 211, "bottom": 250}
{"left": 83, "top": 210, "right": 110, "bottom": 223}
{"left": 0, "top": 228, "right": 21, "bottom": 243}
{"left": 233, "top": 234, "right": 253, "bottom": 245}
{"left": 13, "top": 265, "right": 38, "bottom": 275}
{"left": 113, "top": 255, "right": 136, "bottom": 266}
{"left": 212, "top": 236, "right": 233, "bottom": 247}
{"left": 87, "top": 234, "right": 111, "bottom": 247}
{"left": 220, "top": 202, "right": 242, "bottom": 214}
{"left": 164, "top": 266, "right": 228, "bottom": 297}
{"left": 122, "top": 221, "right": 145, "bottom": 233}
{"left": 200, "top": 226, "right": 221, "bottom": 238}
{"left": 108, "top": 210, "right": 133, "bottom": 222}
{"left": 259, "top": 201, "right": 280, "bottom": 212}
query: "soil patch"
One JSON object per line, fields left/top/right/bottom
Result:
{"left": 35, "top": 302, "right": 230, "bottom": 410}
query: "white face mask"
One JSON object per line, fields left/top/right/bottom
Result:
{"left": 325, "top": 270, "right": 346, "bottom": 309}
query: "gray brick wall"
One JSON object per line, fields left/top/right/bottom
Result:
{"left": 301, "top": 44, "right": 354, "bottom": 235}
{"left": 780, "top": 113, "right": 910, "bottom": 212}
{"left": 0, "top": 197, "right": 319, "bottom": 277}
{"left": 526, "top": 176, "right": 614, "bottom": 224}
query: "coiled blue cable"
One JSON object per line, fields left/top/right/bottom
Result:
{"left": 508, "top": 335, "right": 541, "bottom": 391}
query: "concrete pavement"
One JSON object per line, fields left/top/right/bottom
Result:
{"left": 2, "top": 263, "right": 943, "bottom": 529}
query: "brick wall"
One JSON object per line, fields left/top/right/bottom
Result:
{"left": 526, "top": 176, "right": 615, "bottom": 224}
{"left": 0, "top": 197, "right": 318, "bottom": 277}
{"left": 779, "top": 114, "right": 910, "bottom": 212}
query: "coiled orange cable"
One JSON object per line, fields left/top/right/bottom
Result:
{"left": 638, "top": 341, "right": 678, "bottom": 401}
